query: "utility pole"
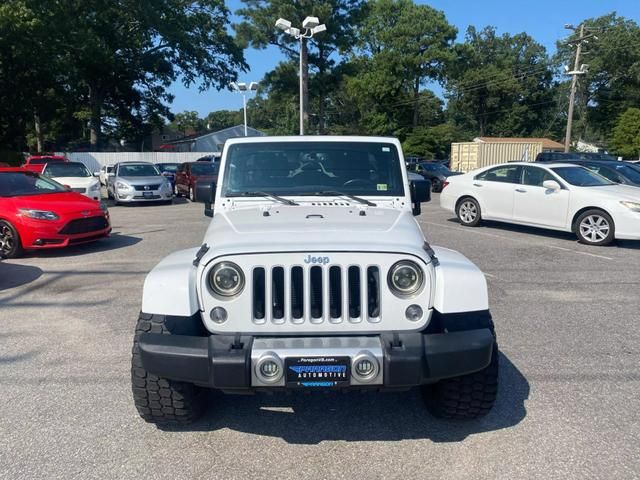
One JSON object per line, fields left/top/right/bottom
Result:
{"left": 564, "top": 23, "right": 593, "bottom": 152}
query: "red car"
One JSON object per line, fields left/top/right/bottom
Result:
{"left": 0, "top": 169, "right": 111, "bottom": 258}
{"left": 174, "top": 161, "right": 219, "bottom": 201}
{"left": 22, "top": 154, "right": 68, "bottom": 174}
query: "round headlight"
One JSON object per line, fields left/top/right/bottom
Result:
{"left": 388, "top": 260, "right": 424, "bottom": 297}
{"left": 208, "top": 262, "right": 245, "bottom": 297}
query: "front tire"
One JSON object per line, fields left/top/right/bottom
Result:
{"left": 189, "top": 186, "right": 195, "bottom": 202}
{"left": 0, "top": 220, "right": 23, "bottom": 259}
{"left": 456, "top": 197, "right": 482, "bottom": 227}
{"left": 422, "top": 343, "right": 499, "bottom": 419}
{"left": 575, "top": 209, "right": 615, "bottom": 246}
{"left": 131, "top": 313, "right": 206, "bottom": 424}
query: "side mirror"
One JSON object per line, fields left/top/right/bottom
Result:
{"left": 93, "top": 172, "right": 100, "bottom": 177}
{"left": 542, "top": 180, "right": 561, "bottom": 191}
{"left": 410, "top": 178, "right": 431, "bottom": 215}
{"left": 195, "top": 180, "right": 216, "bottom": 217}
{"left": 108, "top": 172, "right": 115, "bottom": 177}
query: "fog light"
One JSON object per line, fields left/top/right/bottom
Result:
{"left": 352, "top": 352, "right": 379, "bottom": 382}
{"left": 255, "top": 353, "right": 283, "bottom": 384}
{"left": 210, "top": 307, "right": 228, "bottom": 324}
{"left": 405, "top": 304, "right": 423, "bottom": 322}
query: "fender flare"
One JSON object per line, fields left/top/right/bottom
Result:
{"left": 141, "top": 247, "right": 200, "bottom": 316}
{"left": 432, "top": 246, "right": 489, "bottom": 313}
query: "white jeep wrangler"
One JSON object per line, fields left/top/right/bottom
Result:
{"left": 131, "top": 136, "right": 498, "bottom": 424}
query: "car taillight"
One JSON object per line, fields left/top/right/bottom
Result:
{"left": 442, "top": 181, "right": 450, "bottom": 189}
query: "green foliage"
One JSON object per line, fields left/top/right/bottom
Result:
{"left": 610, "top": 108, "right": 640, "bottom": 159}
{"left": 205, "top": 110, "right": 244, "bottom": 131}
{"left": 402, "top": 124, "right": 468, "bottom": 159}
{"left": 446, "top": 26, "right": 556, "bottom": 137}
{"left": 171, "top": 111, "right": 205, "bottom": 136}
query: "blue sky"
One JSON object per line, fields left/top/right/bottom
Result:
{"left": 167, "top": 0, "right": 640, "bottom": 117}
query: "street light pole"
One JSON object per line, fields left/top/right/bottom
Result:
{"left": 275, "top": 17, "right": 326, "bottom": 136}
{"left": 230, "top": 81, "right": 259, "bottom": 136}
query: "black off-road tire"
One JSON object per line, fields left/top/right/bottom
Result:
{"left": 422, "top": 343, "right": 499, "bottom": 419}
{"left": 131, "top": 313, "right": 207, "bottom": 424}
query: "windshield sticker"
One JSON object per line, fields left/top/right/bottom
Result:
{"left": 377, "top": 184, "right": 388, "bottom": 191}
{"left": 382, "top": 147, "right": 390, "bottom": 152}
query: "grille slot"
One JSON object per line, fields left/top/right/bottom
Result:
{"left": 133, "top": 184, "right": 161, "bottom": 191}
{"left": 59, "top": 216, "right": 108, "bottom": 235}
{"left": 252, "top": 267, "right": 265, "bottom": 321}
{"left": 251, "top": 264, "right": 382, "bottom": 325}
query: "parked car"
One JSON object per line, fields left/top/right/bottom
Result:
{"left": 174, "top": 161, "right": 219, "bottom": 201}
{"left": 196, "top": 154, "right": 221, "bottom": 162}
{"left": 409, "top": 162, "right": 462, "bottom": 192}
{"left": 0, "top": 169, "right": 111, "bottom": 258}
{"left": 98, "top": 165, "right": 115, "bottom": 186}
{"left": 440, "top": 161, "right": 640, "bottom": 246}
{"left": 131, "top": 136, "right": 496, "bottom": 425}
{"left": 156, "top": 162, "right": 181, "bottom": 190}
{"left": 22, "top": 154, "right": 68, "bottom": 173}
{"left": 535, "top": 151, "right": 617, "bottom": 162}
{"left": 107, "top": 162, "right": 173, "bottom": 205}
{"left": 546, "top": 159, "right": 640, "bottom": 188}
{"left": 41, "top": 161, "right": 102, "bottom": 201}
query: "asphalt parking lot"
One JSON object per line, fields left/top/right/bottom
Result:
{"left": 1, "top": 194, "right": 639, "bottom": 480}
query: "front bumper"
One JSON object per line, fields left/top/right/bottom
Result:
{"left": 116, "top": 189, "right": 172, "bottom": 202}
{"left": 137, "top": 329, "right": 495, "bottom": 392}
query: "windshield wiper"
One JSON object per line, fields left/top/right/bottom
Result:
{"left": 308, "top": 191, "right": 377, "bottom": 207}
{"left": 237, "top": 191, "right": 299, "bottom": 206}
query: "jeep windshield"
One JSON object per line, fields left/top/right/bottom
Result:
{"left": 223, "top": 141, "right": 405, "bottom": 197}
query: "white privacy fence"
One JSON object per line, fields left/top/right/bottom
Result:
{"left": 54, "top": 152, "right": 216, "bottom": 173}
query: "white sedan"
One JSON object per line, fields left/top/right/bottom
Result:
{"left": 42, "top": 162, "right": 102, "bottom": 201}
{"left": 440, "top": 162, "right": 640, "bottom": 246}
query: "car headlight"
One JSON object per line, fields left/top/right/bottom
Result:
{"left": 620, "top": 201, "right": 640, "bottom": 212}
{"left": 19, "top": 209, "right": 59, "bottom": 221}
{"left": 88, "top": 182, "right": 101, "bottom": 191}
{"left": 387, "top": 260, "right": 424, "bottom": 297}
{"left": 208, "top": 262, "right": 245, "bottom": 297}
{"left": 116, "top": 181, "right": 131, "bottom": 190}
{"left": 160, "top": 181, "right": 171, "bottom": 190}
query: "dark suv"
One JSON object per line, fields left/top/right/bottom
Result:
{"left": 551, "top": 159, "right": 640, "bottom": 187}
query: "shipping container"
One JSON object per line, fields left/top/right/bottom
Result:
{"left": 450, "top": 142, "right": 542, "bottom": 173}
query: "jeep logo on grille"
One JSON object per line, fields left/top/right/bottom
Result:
{"left": 304, "top": 255, "right": 330, "bottom": 265}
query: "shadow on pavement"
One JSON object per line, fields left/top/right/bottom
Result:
{"left": 0, "top": 263, "right": 43, "bottom": 291}
{"left": 24, "top": 232, "right": 142, "bottom": 258}
{"left": 446, "top": 217, "right": 640, "bottom": 249}
{"left": 160, "top": 352, "right": 528, "bottom": 444}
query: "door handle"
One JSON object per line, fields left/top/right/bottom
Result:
{"left": 515, "top": 188, "right": 526, "bottom": 193}
{"left": 473, "top": 183, "right": 482, "bottom": 187}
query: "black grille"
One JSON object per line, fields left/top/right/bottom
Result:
{"left": 133, "top": 184, "right": 161, "bottom": 191}
{"left": 59, "top": 216, "right": 109, "bottom": 235}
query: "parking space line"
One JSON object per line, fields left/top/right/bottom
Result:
{"left": 421, "top": 221, "right": 613, "bottom": 261}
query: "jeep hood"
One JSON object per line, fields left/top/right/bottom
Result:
{"left": 200, "top": 206, "right": 428, "bottom": 263}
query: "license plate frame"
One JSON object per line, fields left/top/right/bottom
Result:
{"left": 142, "top": 191, "right": 154, "bottom": 198}
{"left": 285, "top": 356, "right": 350, "bottom": 388}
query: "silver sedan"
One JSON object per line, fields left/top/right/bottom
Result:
{"left": 107, "top": 162, "right": 173, "bottom": 205}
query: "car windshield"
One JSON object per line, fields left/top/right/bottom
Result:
{"left": 223, "top": 141, "right": 405, "bottom": 197}
{"left": 612, "top": 163, "right": 640, "bottom": 183}
{"left": 118, "top": 164, "right": 160, "bottom": 176}
{"left": 419, "top": 163, "right": 450, "bottom": 174}
{"left": 44, "top": 162, "right": 91, "bottom": 178}
{"left": 551, "top": 166, "right": 614, "bottom": 186}
{"left": 157, "top": 164, "right": 179, "bottom": 173}
{"left": 191, "top": 163, "right": 219, "bottom": 175}
{"left": 0, "top": 172, "right": 67, "bottom": 196}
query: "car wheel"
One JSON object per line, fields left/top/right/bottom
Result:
{"left": 0, "top": 220, "right": 24, "bottom": 259}
{"left": 131, "top": 313, "right": 207, "bottom": 424}
{"left": 174, "top": 183, "right": 181, "bottom": 197}
{"left": 189, "top": 186, "right": 195, "bottom": 202}
{"left": 456, "top": 197, "right": 481, "bottom": 227}
{"left": 575, "top": 209, "right": 615, "bottom": 246}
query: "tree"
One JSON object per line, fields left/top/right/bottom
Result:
{"left": 171, "top": 111, "right": 205, "bottom": 136}
{"left": 0, "top": 0, "right": 246, "bottom": 150}
{"left": 446, "top": 26, "right": 556, "bottom": 137}
{"left": 610, "top": 108, "right": 640, "bottom": 158}
{"left": 235, "top": 0, "right": 366, "bottom": 131}
{"left": 555, "top": 13, "right": 640, "bottom": 143}
{"left": 204, "top": 110, "right": 244, "bottom": 132}
{"left": 402, "top": 123, "right": 468, "bottom": 159}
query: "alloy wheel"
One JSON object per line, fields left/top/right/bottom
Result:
{"left": 579, "top": 215, "right": 610, "bottom": 243}
{"left": 459, "top": 201, "right": 478, "bottom": 224}
{"left": 0, "top": 224, "right": 15, "bottom": 256}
